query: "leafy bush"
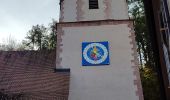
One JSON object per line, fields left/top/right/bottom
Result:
{"left": 140, "top": 67, "right": 161, "bottom": 100}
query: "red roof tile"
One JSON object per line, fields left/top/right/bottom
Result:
{"left": 0, "top": 50, "right": 70, "bottom": 100}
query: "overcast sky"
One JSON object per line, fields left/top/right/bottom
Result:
{"left": 0, "top": 0, "right": 60, "bottom": 44}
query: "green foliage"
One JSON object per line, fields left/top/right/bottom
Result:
{"left": 140, "top": 67, "right": 161, "bottom": 100}
{"left": 24, "top": 24, "right": 47, "bottom": 50}
{"left": 128, "top": 0, "right": 155, "bottom": 68}
{"left": 47, "top": 19, "right": 57, "bottom": 50}
{"left": 23, "top": 20, "right": 57, "bottom": 50}
{"left": 128, "top": 0, "right": 161, "bottom": 99}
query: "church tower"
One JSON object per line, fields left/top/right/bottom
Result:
{"left": 57, "top": 0, "right": 144, "bottom": 100}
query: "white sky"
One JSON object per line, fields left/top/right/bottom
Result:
{"left": 0, "top": 0, "right": 60, "bottom": 44}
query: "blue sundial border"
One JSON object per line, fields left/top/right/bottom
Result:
{"left": 82, "top": 41, "right": 110, "bottom": 66}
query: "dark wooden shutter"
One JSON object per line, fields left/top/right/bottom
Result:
{"left": 89, "top": 0, "right": 99, "bottom": 9}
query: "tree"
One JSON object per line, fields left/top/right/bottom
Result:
{"left": 24, "top": 29, "right": 36, "bottom": 50}
{"left": 0, "top": 35, "right": 26, "bottom": 51}
{"left": 24, "top": 25, "right": 47, "bottom": 50}
{"left": 128, "top": 0, "right": 161, "bottom": 100}
{"left": 48, "top": 19, "right": 57, "bottom": 49}
{"left": 23, "top": 20, "right": 57, "bottom": 50}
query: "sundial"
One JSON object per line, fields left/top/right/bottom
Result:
{"left": 82, "top": 41, "right": 110, "bottom": 66}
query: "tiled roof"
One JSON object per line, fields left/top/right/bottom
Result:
{"left": 0, "top": 50, "right": 70, "bottom": 100}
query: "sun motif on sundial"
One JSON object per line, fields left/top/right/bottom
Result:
{"left": 91, "top": 46, "right": 99, "bottom": 60}
{"left": 82, "top": 42, "right": 110, "bottom": 66}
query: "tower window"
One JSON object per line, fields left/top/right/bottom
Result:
{"left": 89, "top": 0, "right": 99, "bottom": 9}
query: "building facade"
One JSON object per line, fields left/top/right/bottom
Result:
{"left": 143, "top": 0, "right": 170, "bottom": 99}
{"left": 57, "top": 0, "right": 143, "bottom": 100}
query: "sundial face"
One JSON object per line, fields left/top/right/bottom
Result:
{"left": 82, "top": 42, "right": 110, "bottom": 66}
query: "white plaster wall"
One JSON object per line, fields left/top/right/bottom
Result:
{"left": 62, "top": 0, "right": 77, "bottom": 22}
{"left": 60, "top": 24, "right": 139, "bottom": 100}
{"left": 62, "top": 0, "right": 129, "bottom": 22}
{"left": 111, "top": 0, "right": 129, "bottom": 19}
{"left": 81, "top": 0, "right": 106, "bottom": 21}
